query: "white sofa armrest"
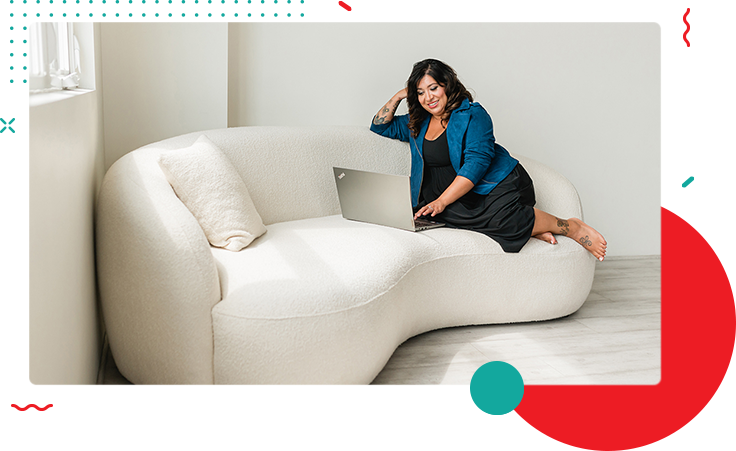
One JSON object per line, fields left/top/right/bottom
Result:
{"left": 96, "top": 151, "right": 221, "bottom": 384}
{"left": 516, "top": 155, "right": 585, "bottom": 221}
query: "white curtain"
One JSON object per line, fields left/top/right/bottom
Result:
{"left": 29, "top": 23, "right": 81, "bottom": 93}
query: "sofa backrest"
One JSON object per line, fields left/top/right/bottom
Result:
{"left": 127, "top": 125, "right": 582, "bottom": 225}
{"left": 134, "top": 126, "right": 412, "bottom": 226}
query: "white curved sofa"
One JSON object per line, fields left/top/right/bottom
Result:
{"left": 96, "top": 126, "right": 596, "bottom": 384}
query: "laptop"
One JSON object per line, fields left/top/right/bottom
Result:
{"left": 332, "top": 167, "right": 446, "bottom": 232}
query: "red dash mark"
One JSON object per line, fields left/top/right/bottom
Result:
{"left": 11, "top": 404, "right": 53, "bottom": 411}
{"left": 339, "top": 1, "right": 351, "bottom": 11}
{"left": 683, "top": 8, "right": 691, "bottom": 47}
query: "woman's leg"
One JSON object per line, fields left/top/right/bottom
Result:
{"left": 532, "top": 208, "right": 607, "bottom": 261}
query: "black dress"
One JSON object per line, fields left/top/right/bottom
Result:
{"left": 418, "top": 129, "right": 537, "bottom": 253}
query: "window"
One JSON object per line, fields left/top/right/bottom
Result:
{"left": 29, "top": 23, "right": 81, "bottom": 93}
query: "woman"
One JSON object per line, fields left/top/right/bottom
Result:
{"left": 370, "top": 59, "right": 607, "bottom": 260}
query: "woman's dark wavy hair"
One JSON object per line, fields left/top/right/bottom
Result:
{"left": 406, "top": 59, "right": 473, "bottom": 138}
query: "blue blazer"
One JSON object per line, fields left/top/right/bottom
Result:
{"left": 369, "top": 98, "right": 518, "bottom": 207}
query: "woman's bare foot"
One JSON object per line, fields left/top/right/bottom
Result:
{"left": 532, "top": 209, "right": 607, "bottom": 260}
{"left": 559, "top": 218, "right": 607, "bottom": 261}
{"left": 532, "top": 232, "right": 557, "bottom": 245}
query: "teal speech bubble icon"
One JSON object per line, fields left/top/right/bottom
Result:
{"left": 468, "top": 361, "right": 524, "bottom": 419}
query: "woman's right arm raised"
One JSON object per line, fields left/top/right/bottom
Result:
{"left": 372, "top": 88, "right": 408, "bottom": 126}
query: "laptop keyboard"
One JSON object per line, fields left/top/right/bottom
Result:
{"left": 414, "top": 218, "right": 443, "bottom": 231}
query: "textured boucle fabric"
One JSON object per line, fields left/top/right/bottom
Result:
{"left": 158, "top": 135, "right": 266, "bottom": 251}
{"left": 136, "top": 127, "right": 412, "bottom": 225}
{"left": 211, "top": 215, "right": 594, "bottom": 384}
{"left": 97, "top": 150, "right": 221, "bottom": 384}
{"left": 97, "top": 125, "right": 595, "bottom": 384}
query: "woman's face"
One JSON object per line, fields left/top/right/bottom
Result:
{"left": 416, "top": 74, "right": 448, "bottom": 118}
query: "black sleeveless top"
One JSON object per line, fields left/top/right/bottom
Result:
{"left": 422, "top": 128, "right": 485, "bottom": 207}
{"left": 419, "top": 128, "right": 537, "bottom": 254}
{"left": 421, "top": 129, "right": 458, "bottom": 203}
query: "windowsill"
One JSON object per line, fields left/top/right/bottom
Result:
{"left": 29, "top": 88, "right": 95, "bottom": 109}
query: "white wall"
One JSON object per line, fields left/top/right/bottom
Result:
{"left": 29, "top": 24, "right": 106, "bottom": 384}
{"left": 228, "top": 23, "right": 660, "bottom": 257}
{"left": 100, "top": 23, "right": 228, "bottom": 170}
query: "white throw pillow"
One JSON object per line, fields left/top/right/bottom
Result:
{"left": 158, "top": 135, "right": 267, "bottom": 251}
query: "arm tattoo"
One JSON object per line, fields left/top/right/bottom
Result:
{"left": 389, "top": 100, "right": 399, "bottom": 115}
{"left": 373, "top": 99, "right": 400, "bottom": 126}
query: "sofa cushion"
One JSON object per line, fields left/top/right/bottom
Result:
{"left": 209, "top": 214, "right": 595, "bottom": 384}
{"left": 158, "top": 135, "right": 267, "bottom": 251}
{"left": 211, "top": 215, "right": 444, "bottom": 318}
{"left": 210, "top": 214, "right": 589, "bottom": 319}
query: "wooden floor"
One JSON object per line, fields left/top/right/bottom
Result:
{"left": 101, "top": 256, "right": 661, "bottom": 385}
